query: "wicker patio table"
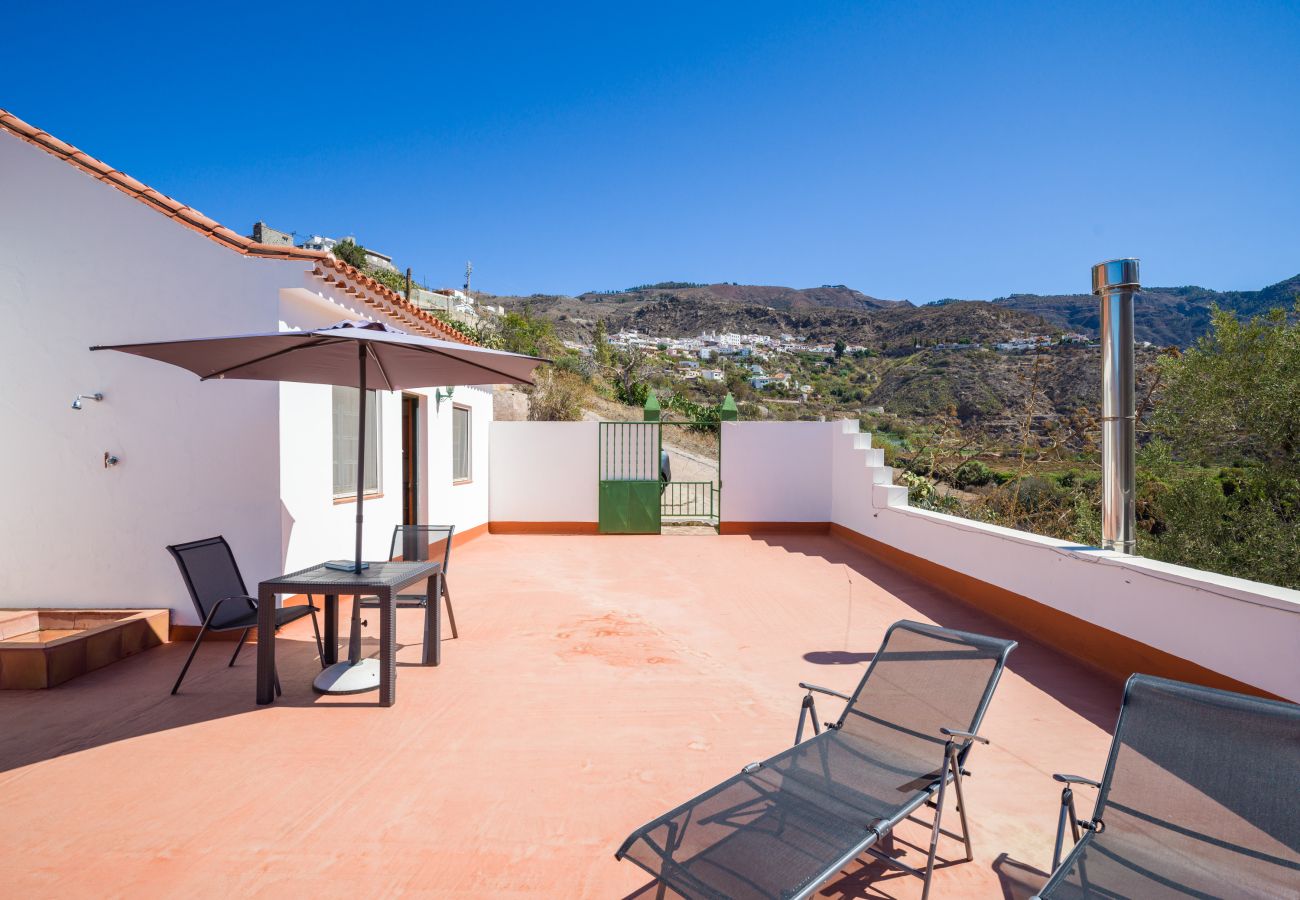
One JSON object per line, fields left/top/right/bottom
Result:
{"left": 256, "top": 560, "right": 441, "bottom": 706}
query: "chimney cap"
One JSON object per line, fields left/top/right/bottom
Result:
{"left": 1092, "top": 258, "right": 1141, "bottom": 294}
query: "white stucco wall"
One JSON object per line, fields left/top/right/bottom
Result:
{"left": 720, "top": 419, "right": 1300, "bottom": 701}
{"left": 719, "top": 421, "right": 836, "bottom": 522}
{"left": 0, "top": 131, "right": 499, "bottom": 626}
{"left": 424, "top": 385, "right": 493, "bottom": 535}
{"left": 0, "top": 130, "right": 288, "bottom": 620}
{"left": 277, "top": 382, "right": 493, "bottom": 574}
{"left": 489, "top": 421, "right": 598, "bottom": 522}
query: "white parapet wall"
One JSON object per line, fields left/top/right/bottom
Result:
{"left": 722, "top": 419, "right": 1300, "bottom": 702}
{"left": 489, "top": 421, "right": 598, "bottom": 525}
{"left": 717, "top": 421, "right": 837, "bottom": 523}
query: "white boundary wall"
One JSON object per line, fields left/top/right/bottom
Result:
{"left": 719, "top": 422, "right": 835, "bottom": 522}
{"left": 722, "top": 420, "right": 1300, "bottom": 701}
{"left": 489, "top": 421, "right": 597, "bottom": 523}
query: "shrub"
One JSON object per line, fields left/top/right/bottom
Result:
{"left": 496, "top": 310, "right": 558, "bottom": 357}
{"left": 1139, "top": 441, "right": 1300, "bottom": 588}
{"left": 899, "top": 470, "right": 936, "bottom": 506}
{"left": 951, "top": 459, "right": 994, "bottom": 489}
{"left": 615, "top": 378, "right": 648, "bottom": 407}
{"left": 551, "top": 351, "right": 595, "bottom": 380}
{"left": 1143, "top": 304, "right": 1300, "bottom": 587}
{"left": 527, "top": 368, "right": 589, "bottom": 421}
{"left": 880, "top": 441, "right": 902, "bottom": 469}
{"left": 332, "top": 238, "right": 369, "bottom": 269}
{"left": 899, "top": 470, "right": 963, "bottom": 513}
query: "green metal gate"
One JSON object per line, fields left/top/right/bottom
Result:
{"left": 598, "top": 421, "right": 662, "bottom": 534}
{"left": 660, "top": 481, "right": 718, "bottom": 523}
{"left": 597, "top": 392, "right": 735, "bottom": 534}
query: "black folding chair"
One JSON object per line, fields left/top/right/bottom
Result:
{"left": 357, "top": 524, "right": 458, "bottom": 665}
{"left": 1035, "top": 674, "right": 1300, "bottom": 899}
{"left": 617, "top": 620, "right": 1018, "bottom": 900}
{"left": 167, "top": 536, "right": 323, "bottom": 695}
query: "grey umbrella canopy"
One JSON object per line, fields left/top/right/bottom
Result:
{"left": 93, "top": 320, "right": 546, "bottom": 572}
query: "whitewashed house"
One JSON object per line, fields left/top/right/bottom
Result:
{"left": 0, "top": 109, "right": 495, "bottom": 629}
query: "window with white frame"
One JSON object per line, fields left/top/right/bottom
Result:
{"left": 452, "top": 404, "right": 471, "bottom": 483}
{"left": 332, "top": 387, "right": 381, "bottom": 496}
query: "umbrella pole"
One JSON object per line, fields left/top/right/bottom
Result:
{"left": 313, "top": 340, "right": 381, "bottom": 693}
{"left": 318, "top": 338, "right": 379, "bottom": 686}
{"left": 355, "top": 343, "right": 366, "bottom": 574}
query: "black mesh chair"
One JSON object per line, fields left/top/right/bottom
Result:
{"left": 1034, "top": 674, "right": 1300, "bottom": 899}
{"left": 167, "top": 536, "right": 323, "bottom": 696}
{"left": 357, "top": 524, "right": 458, "bottom": 665}
{"left": 617, "top": 620, "right": 1018, "bottom": 900}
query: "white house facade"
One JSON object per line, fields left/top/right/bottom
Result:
{"left": 0, "top": 110, "right": 494, "bottom": 627}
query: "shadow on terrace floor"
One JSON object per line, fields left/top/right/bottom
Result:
{"left": 0, "top": 626, "right": 418, "bottom": 774}
{"left": 750, "top": 532, "right": 1124, "bottom": 733}
{"left": 620, "top": 832, "right": 1054, "bottom": 899}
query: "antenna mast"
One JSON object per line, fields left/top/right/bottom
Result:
{"left": 464, "top": 260, "right": 473, "bottom": 294}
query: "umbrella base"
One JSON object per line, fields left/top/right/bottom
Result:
{"left": 312, "top": 659, "right": 380, "bottom": 695}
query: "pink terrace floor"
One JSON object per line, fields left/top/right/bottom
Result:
{"left": 0, "top": 534, "right": 1121, "bottom": 899}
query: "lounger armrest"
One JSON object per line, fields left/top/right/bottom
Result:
{"left": 940, "top": 727, "right": 989, "bottom": 745}
{"left": 1048, "top": 772, "right": 1101, "bottom": 870}
{"left": 794, "top": 683, "right": 852, "bottom": 745}
{"left": 798, "top": 682, "right": 852, "bottom": 702}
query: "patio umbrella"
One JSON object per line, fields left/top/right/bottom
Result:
{"left": 95, "top": 320, "right": 544, "bottom": 694}
{"left": 92, "top": 319, "right": 545, "bottom": 573}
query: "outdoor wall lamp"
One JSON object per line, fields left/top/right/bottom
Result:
{"left": 435, "top": 386, "right": 456, "bottom": 409}
{"left": 103, "top": 452, "right": 120, "bottom": 468}
{"left": 72, "top": 392, "right": 104, "bottom": 410}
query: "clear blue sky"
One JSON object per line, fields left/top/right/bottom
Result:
{"left": 3, "top": 1, "right": 1297, "bottom": 301}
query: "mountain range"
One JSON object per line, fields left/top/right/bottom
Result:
{"left": 493, "top": 275, "right": 1300, "bottom": 350}
{"left": 989, "top": 274, "right": 1300, "bottom": 346}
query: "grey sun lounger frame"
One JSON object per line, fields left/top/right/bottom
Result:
{"left": 1035, "top": 673, "right": 1300, "bottom": 899}
{"left": 616, "top": 620, "right": 1017, "bottom": 900}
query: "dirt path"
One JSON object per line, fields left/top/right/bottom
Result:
{"left": 658, "top": 438, "right": 717, "bottom": 484}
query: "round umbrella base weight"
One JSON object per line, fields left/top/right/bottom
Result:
{"left": 312, "top": 659, "right": 380, "bottom": 695}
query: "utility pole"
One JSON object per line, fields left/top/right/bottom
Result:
{"left": 464, "top": 260, "right": 473, "bottom": 295}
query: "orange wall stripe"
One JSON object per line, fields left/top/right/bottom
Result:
{"left": 719, "top": 521, "right": 831, "bottom": 535}
{"left": 488, "top": 522, "right": 600, "bottom": 535}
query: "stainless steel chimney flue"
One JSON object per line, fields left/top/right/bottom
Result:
{"left": 1092, "top": 258, "right": 1140, "bottom": 554}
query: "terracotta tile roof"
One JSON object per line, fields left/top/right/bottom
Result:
{"left": 0, "top": 107, "right": 475, "bottom": 345}
{"left": 309, "top": 258, "right": 478, "bottom": 344}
